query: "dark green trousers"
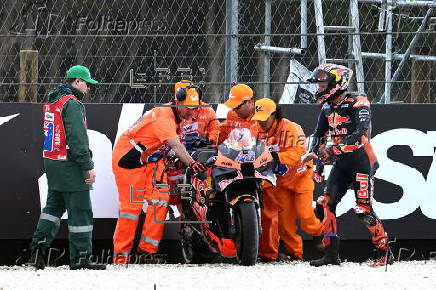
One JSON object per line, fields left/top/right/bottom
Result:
{"left": 31, "top": 190, "right": 93, "bottom": 267}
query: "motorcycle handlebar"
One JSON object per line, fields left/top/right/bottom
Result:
{"left": 186, "top": 161, "right": 213, "bottom": 173}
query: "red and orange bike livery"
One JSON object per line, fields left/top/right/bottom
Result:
{"left": 167, "top": 128, "right": 276, "bottom": 265}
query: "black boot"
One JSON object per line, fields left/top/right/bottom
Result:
{"left": 25, "top": 246, "right": 46, "bottom": 270}
{"left": 310, "top": 236, "right": 341, "bottom": 267}
{"left": 371, "top": 248, "right": 394, "bottom": 267}
{"left": 70, "top": 263, "right": 106, "bottom": 270}
{"left": 277, "top": 252, "right": 302, "bottom": 262}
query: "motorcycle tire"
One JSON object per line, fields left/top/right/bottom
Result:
{"left": 235, "top": 202, "right": 259, "bottom": 266}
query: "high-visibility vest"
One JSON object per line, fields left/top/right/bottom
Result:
{"left": 114, "top": 105, "right": 177, "bottom": 165}
{"left": 257, "top": 118, "right": 311, "bottom": 188}
{"left": 42, "top": 95, "right": 85, "bottom": 161}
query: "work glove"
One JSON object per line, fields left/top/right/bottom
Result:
{"left": 270, "top": 151, "right": 280, "bottom": 169}
{"left": 270, "top": 151, "right": 280, "bottom": 162}
{"left": 270, "top": 151, "right": 288, "bottom": 176}
{"left": 191, "top": 161, "right": 207, "bottom": 174}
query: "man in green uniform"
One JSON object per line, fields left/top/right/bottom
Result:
{"left": 27, "top": 65, "right": 106, "bottom": 270}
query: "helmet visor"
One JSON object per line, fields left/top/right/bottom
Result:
{"left": 307, "top": 69, "right": 335, "bottom": 83}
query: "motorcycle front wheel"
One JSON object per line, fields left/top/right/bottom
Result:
{"left": 235, "top": 202, "right": 259, "bottom": 266}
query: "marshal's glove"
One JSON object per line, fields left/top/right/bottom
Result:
{"left": 270, "top": 152, "right": 288, "bottom": 176}
{"left": 191, "top": 161, "right": 207, "bottom": 174}
{"left": 271, "top": 151, "right": 280, "bottom": 163}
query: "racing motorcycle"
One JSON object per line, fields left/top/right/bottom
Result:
{"left": 166, "top": 128, "right": 276, "bottom": 266}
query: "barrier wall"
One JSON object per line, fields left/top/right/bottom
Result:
{"left": 1, "top": 103, "right": 435, "bottom": 241}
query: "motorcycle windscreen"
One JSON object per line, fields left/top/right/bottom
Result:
{"left": 215, "top": 128, "right": 276, "bottom": 190}
{"left": 223, "top": 128, "right": 256, "bottom": 149}
{"left": 218, "top": 128, "right": 263, "bottom": 160}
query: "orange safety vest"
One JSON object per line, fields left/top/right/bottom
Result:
{"left": 113, "top": 104, "right": 178, "bottom": 166}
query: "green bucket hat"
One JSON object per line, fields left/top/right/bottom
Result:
{"left": 66, "top": 65, "right": 98, "bottom": 85}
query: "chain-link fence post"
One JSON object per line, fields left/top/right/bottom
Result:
{"left": 301, "top": 0, "right": 308, "bottom": 49}
{"left": 263, "top": 0, "right": 272, "bottom": 98}
{"left": 383, "top": 0, "right": 394, "bottom": 104}
{"left": 314, "top": 0, "right": 326, "bottom": 65}
{"left": 350, "top": 0, "right": 365, "bottom": 94}
{"left": 18, "top": 50, "right": 38, "bottom": 102}
{"left": 225, "top": 0, "right": 239, "bottom": 99}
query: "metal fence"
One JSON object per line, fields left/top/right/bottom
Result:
{"left": 0, "top": 0, "right": 435, "bottom": 104}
